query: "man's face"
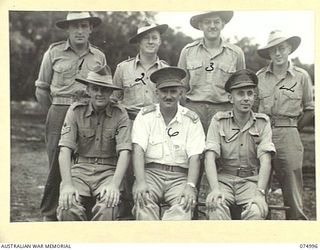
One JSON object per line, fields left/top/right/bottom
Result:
{"left": 268, "top": 41, "right": 292, "bottom": 67}
{"left": 67, "top": 20, "right": 92, "bottom": 46}
{"left": 138, "top": 30, "right": 161, "bottom": 55}
{"left": 229, "top": 86, "right": 255, "bottom": 114}
{"left": 157, "top": 86, "right": 183, "bottom": 110}
{"left": 199, "top": 15, "right": 225, "bottom": 41}
{"left": 87, "top": 84, "right": 113, "bottom": 110}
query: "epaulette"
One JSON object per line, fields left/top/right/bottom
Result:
{"left": 159, "top": 59, "right": 170, "bottom": 66}
{"left": 141, "top": 104, "right": 157, "bottom": 115}
{"left": 256, "top": 66, "right": 268, "bottom": 76}
{"left": 184, "top": 39, "right": 201, "bottom": 49}
{"left": 182, "top": 109, "right": 199, "bottom": 123}
{"left": 224, "top": 42, "right": 243, "bottom": 54}
{"left": 214, "top": 111, "right": 233, "bottom": 121}
{"left": 48, "top": 40, "right": 65, "bottom": 50}
{"left": 292, "top": 66, "right": 308, "bottom": 75}
{"left": 117, "top": 57, "right": 135, "bottom": 67}
{"left": 71, "top": 101, "right": 88, "bottom": 110}
{"left": 254, "top": 112, "right": 269, "bottom": 121}
{"left": 89, "top": 44, "right": 105, "bottom": 54}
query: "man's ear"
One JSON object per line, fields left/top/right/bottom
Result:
{"left": 228, "top": 93, "right": 233, "bottom": 104}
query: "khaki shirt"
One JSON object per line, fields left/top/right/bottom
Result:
{"left": 59, "top": 101, "right": 132, "bottom": 166}
{"left": 35, "top": 40, "right": 106, "bottom": 97}
{"left": 113, "top": 54, "right": 169, "bottom": 115}
{"left": 178, "top": 38, "right": 245, "bottom": 103}
{"left": 206, "top": 111, "right": 275, "bottom": 170}
{"left": 132, "top": 104, "right": 205, "bottom": 168}
{"left": 257, "top": 62, "right": 314, "bottom": 117}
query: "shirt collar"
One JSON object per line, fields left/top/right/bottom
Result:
{"left": 85, "top": 102, "right": 113, "bottom": 118}
{"left": 231, "top": 110, "right": 256, "bottom": 131}
{"left": 199, "top": 37, "right": 225, "bottom": 48}
{"left": 267, "top": 61, "right": 295, "bottom": 76}
{"left": 64, "top": 39, "right": 93, "bottom": 54}
{"left": 155, "top": 104, "right": 183, "bottom": 124}
{"left": 134, "top": 54, "right": 160, "bottom": 69}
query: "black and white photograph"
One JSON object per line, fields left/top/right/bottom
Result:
{"left": 2, "top": 0, "right": 319, "bottom": 243}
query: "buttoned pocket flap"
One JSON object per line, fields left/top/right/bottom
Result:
{"left": 186, "top": 61, "right": 202, "bottom": 70}
{"left": 79, "top": 129, "right": 95, "bottom": 138}
{"left": 218, "top": 63, "right": 236, "bottom": 73}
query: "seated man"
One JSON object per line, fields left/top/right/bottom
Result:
{"left": 132, "top": 67, "right": 205, "bottom": 220}
{"left": 57, "top": 66, "right": 132, "bottom": 221}
{"left": 205, "top": 69, "right": 276, "bottom": 220}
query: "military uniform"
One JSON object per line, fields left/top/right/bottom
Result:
{"left": 113, "top": 54, "right": 169, "bottom": 119}
{"left": 57, "top": 101, "right": 132, "bottom": 221}
{"left": 178, "top": 38, "right": 245, "bottom": 132}
{"left": 35, "top": 40, "right": 106, "bottom": 218}
{"left": 206, "top": 110, "right": 276, "bottom": 220}
{"left": 257, "top": 62, "right": 314, "bottom": 220}
{"left": 132, "top": 104, "right": 205, "bottom": 220}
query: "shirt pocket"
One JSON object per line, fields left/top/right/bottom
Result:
{"left": 78, "top": 128, "right": 96, "bottom": 154}
{"left": 186, "top": 61, "right": 203, "bottom": 83}
{"left": 280, "top": 90, "right": 302, "bottom": 115}
{"left": 216, "top": 62, "right": 236, "bottom": 88}
{"left": 219, "top": 129, "right": 238, "bottom": 160}
{"left": 102, "top": 128, "right": 117, "bottom": 157}
{"left": 258, "top": 92, "right": 273, "bottom": 114}
{"left": 249, "top": 129, "right": 261, "bottom": 150}
{"left": 52, "top": 63, "right": 77, "bottom": 86}
{"left": 122, "top": 78, "right": 143, "bottom": 102}
{"left": 172, "top": 139, "right": 187, "bottom": 164}
{"left": 146, "top": 136, "right": 163, "bottom": 159}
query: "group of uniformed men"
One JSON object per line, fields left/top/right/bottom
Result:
{"left": 35, "top": 11, "right": 314, "bottom": 221}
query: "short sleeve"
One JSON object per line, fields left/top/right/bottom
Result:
{"left": 132, "top": 111, "right": 150, "bottom": 151}
{"left": 35, "top": 48, "right": 53, "bottom": 90}
{"left": 115, "top": 110, "right": 132, "bottom": 153}
{"left": 205, "top": 116, "right": 221, "bottom": 157}
{"left": 58, "top": 106, "right": 78, "bottom": 150}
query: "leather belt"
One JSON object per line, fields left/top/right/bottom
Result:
{"left": 220, "top": 167, "right": 257, "bottom": 178}
{"left": 75, "top": 156, "right": 110, "bottom": 165}
{"left": 146, "top": 162, "right": 188, "bottom": 174}
{"left": 270, "top": 116, "right": 298, "bottom": 128}
{"left": 52, "top": 96, "right": 90, "bottom": 105}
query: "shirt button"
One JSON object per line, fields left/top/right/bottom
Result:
{"left": 240, "top": 144, "right": 243, "bottom": 146}
{"left": 146, "top": 90, "right": 148, "bottom": 93}
{"left": 96, "top": 138, "right": 99, "bottom": 141}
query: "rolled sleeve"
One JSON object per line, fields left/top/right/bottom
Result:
{"left": 302, "top": 72, "right": 314, "bottom": 111}
{"left": 132, "top": 111, "right": 149, "bottom": 151}
{"left": 35, "top": 49, "right": 52, "bottom": 90}
{"left": 236, "top": 49, "right": 246, "bottom": 70}
{"left": 186, "top": 119, "right": 205, "bottom": 157}
{"left": 115, "top": 111, "right": 132, "bottom": 153}
{"left": 257, "top": 119, "right": 276, "bottom": 159}
{"left": 205, "top": 117, "right": 221, "bottom": 157}
{"left": 58, "top": 107, "right": 78, "bottom": 150}
{"left": 177, "top": 47, "right": 190, "bottom": 89}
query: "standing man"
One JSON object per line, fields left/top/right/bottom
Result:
{"left": 178, "top": 11, "right": 245, "bottom": 133}
{"left": 113, "top": 22, "right": 169, "bottom": 217}
{"left": 205, "top": 69, "right": 275, "bottom": 220}
{"left": 132, "top": 67, "right": 205, "bottom": 220}
{"left": 35, "top": 11, "right": 107, "bottom": 221}
{"left": 257, "top": 30, "right": 314, "bottom": 220}
{"left": 57, "top": 67, "right": 131, "bottom": 221}
{"left": 113, "top": 21, "right": 169, "bottom": 120}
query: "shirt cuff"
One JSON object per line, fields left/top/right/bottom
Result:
{"left": 205, "top": 142, "right": 220, "bottom": 157}
{"left": 257, "top": 144, "right": 276, "bottom": 159}
{"left": 35, "top": 80, "right": 50, "bottom": 90}
{"left": 116, "top": 143, "right": 132, "bottom": 154}
{"left": 59, "top": 139, "right": 77, "bottom": 151}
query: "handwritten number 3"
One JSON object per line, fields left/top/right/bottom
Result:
{"left": 205, "top": 62, "right": 214, "bottom": 72}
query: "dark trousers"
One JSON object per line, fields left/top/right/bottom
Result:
{"left": 40, "top": 105, "right": 70, "bottom": 218}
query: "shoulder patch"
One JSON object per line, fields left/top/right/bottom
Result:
{"left": 184, "top": 39, "right": 201, "bottom": 49}
{"left": 214, "top": 111, "right": 233, "bottom": 121}
{"left": 71, "top": 101, "right": 88, "bottom": 110}
{"left": 142, "top": 104, "right": 157, "bottom": 115}
{"left": 254, "top": 112, "right": 269, "bottom": 121}
{"left": 183, "top": 109, "right": 199, "bottom": 123}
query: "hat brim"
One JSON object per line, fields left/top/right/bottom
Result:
{"left": 190, "top": 11, "right": 234, "bottom": 30}
{"left": 56, "top": 17, "right": 102, "bottom": 29}
{"left": 257, "top": 36, "right": 301, "bottom": 60}
{"left": 75, "top": 77, "right": 123, "bottom": 90}
{"left": 226, "top": 82, "right": 256, "bottom": 93}
{"left": 157, "top": 82, "right": 186, "bottom": 89}
{"left": 129, "top": 24, "right": 168, "bottom": 44}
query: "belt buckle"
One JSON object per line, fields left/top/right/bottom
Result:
{"left": 94, "top": 157, "right": 99, "bottom": 164}
{"left": 237, "top": 168, "right": 247, "bottom": 178}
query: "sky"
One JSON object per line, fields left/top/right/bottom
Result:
{"left": 155, "top": 11, "right": 314, "bottom": 64}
